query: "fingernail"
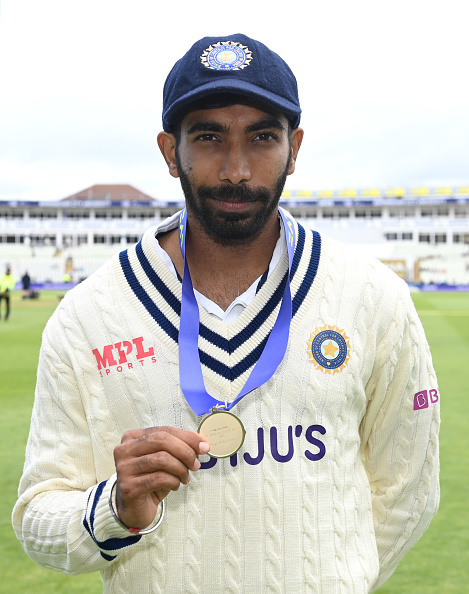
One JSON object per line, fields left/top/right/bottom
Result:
{"left": 199, "top": 442, "right": 210, "bottom": 454}
{"left": 193, "top": 459, "right": 201, "bottom": 470}
{"left": 183, "top": 475, "right": 191, "bottom": 484}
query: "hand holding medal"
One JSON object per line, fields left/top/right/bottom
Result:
{"left": 113, "top": 426, "right": 210, "bottom": 530}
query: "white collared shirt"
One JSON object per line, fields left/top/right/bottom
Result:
{"left": 151, "top": 211, "right": 286, "bottom": 323}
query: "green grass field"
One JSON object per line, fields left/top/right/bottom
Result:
{"left": 0, "top": 290, "right": 468, "bottom": 593}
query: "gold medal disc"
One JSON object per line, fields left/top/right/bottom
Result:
{"left": 198, "top": 411, "right": 245, "bottom": 458}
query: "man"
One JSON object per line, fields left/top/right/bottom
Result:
{"left": 21, "top": 271, "right": 31, "bottom": 299}
{"left": 13, "top": 34, "right": 439, "bottom": 592}
{"left": 0, "top": 266, "right": 16, "bottom": 320}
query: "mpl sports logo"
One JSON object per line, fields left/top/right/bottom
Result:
{"left": 92, "top": 336, "right": 156, "bottom": 377}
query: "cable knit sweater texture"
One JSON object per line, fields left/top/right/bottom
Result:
{"left": 13, "top": 216, "right": 440, "bottom": 593}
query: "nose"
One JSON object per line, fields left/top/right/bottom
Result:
{"left": 218, "top": 142, "right": 251, "bottom": 185}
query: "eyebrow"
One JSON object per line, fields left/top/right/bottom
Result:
{"left": 186, "top": 117, "right": 286, "bottom": 136}
{"left": 187, "top": 121, "right": 228, "bottom": 135}
{"left": 245, "top": 118, "right": 286, "bottom": 133}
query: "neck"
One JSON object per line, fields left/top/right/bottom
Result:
{"left": 159, "top": 210, "right": 281, "bottom": 310}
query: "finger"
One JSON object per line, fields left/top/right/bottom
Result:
{"left": 148, "top": 426, "right": 211, "bottom": 454}
{"left": 119, "top": 469, "right": 186, "bottom": 502}
{"left": 121, "top": 426, "right": 210, "bottom": 455}
{"left": 121, "top": 426, "right": 209, "bottom": 453}
{"left": 120, "top": 449, "right": 192, "bottom": 485}
{"left": 116, "top": 429, "right": 203, "bottom": 472}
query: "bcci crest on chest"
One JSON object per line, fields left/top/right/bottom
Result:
{"left": 307, "top": 325, "right": 351, "bottom": 374}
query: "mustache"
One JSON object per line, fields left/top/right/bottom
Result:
{"left": 196, "top": 184, "right": 272, "bottom": 203}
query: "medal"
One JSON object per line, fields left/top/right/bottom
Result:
{"left": 178, "top": 208, "right": 297, "bottom": 457}
{"left": 198, "top": 406, "right": 246, "bottom": 458}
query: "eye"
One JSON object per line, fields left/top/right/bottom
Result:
{"left": 253, "top": 132, "right": 278, "bottom": 142}
{"left": 194, "top": 133, "right": 220, "bottom": 142}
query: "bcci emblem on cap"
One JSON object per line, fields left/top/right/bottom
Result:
{"left": 307, "top": 325, "right": 351, "bottom": 374}
{"left": 201, "top": 41, "right": 253, "bottom": 71}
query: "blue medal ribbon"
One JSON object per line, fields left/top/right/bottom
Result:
{"left": 178, "top": 208, "right": 296, "bottom": 416}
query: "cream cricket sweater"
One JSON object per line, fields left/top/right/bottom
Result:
{"left": 13, "top": 217, "right": 440, "bottom": 593}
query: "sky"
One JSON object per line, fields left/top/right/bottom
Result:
{"left": 0, "top": 0, "right": 468, "bottom": 202}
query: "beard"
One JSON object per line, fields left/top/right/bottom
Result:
{"left": 176, "top": 152, "right": 290, "bottom": 246}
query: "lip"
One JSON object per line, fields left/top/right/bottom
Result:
{"left": 214, "top": 199, "right": 255, "bottom": 212}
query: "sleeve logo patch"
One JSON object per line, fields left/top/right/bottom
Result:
{"left": 413, "top": 389, "right": 439, "bottom": 410}
{"left": 307, "top": 325, "right": 350, "bottom": 374}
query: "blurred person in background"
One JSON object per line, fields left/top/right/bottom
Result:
{"left": 21, "top": 271, "right": 31, "bottom": 299}
{"left": 0, "top": 266, "right": 16, "bottom": 320}
{"left": 0, "top": 266, "right": 16, "bottom": 321}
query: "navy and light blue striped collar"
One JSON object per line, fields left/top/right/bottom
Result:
{"left": 119, "top": 220, "right": 321, "bottom": 383}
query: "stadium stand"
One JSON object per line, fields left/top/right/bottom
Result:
{"left": 1, "top": 184, "right": 468, "bottom": 286}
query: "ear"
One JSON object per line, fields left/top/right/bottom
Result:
{"left": 287, "top": 127, "right": 304, "bottom": 175}
{"left": 157, "top": 131, "right": 179, "bottom": 178}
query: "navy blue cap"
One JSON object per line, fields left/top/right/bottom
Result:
{"left": 162, "top": 33, "right": 301, "bottom": 132}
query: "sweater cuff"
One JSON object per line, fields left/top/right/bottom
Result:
{"left": 83, "top": 475, "right": 141, "bottom": 561}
